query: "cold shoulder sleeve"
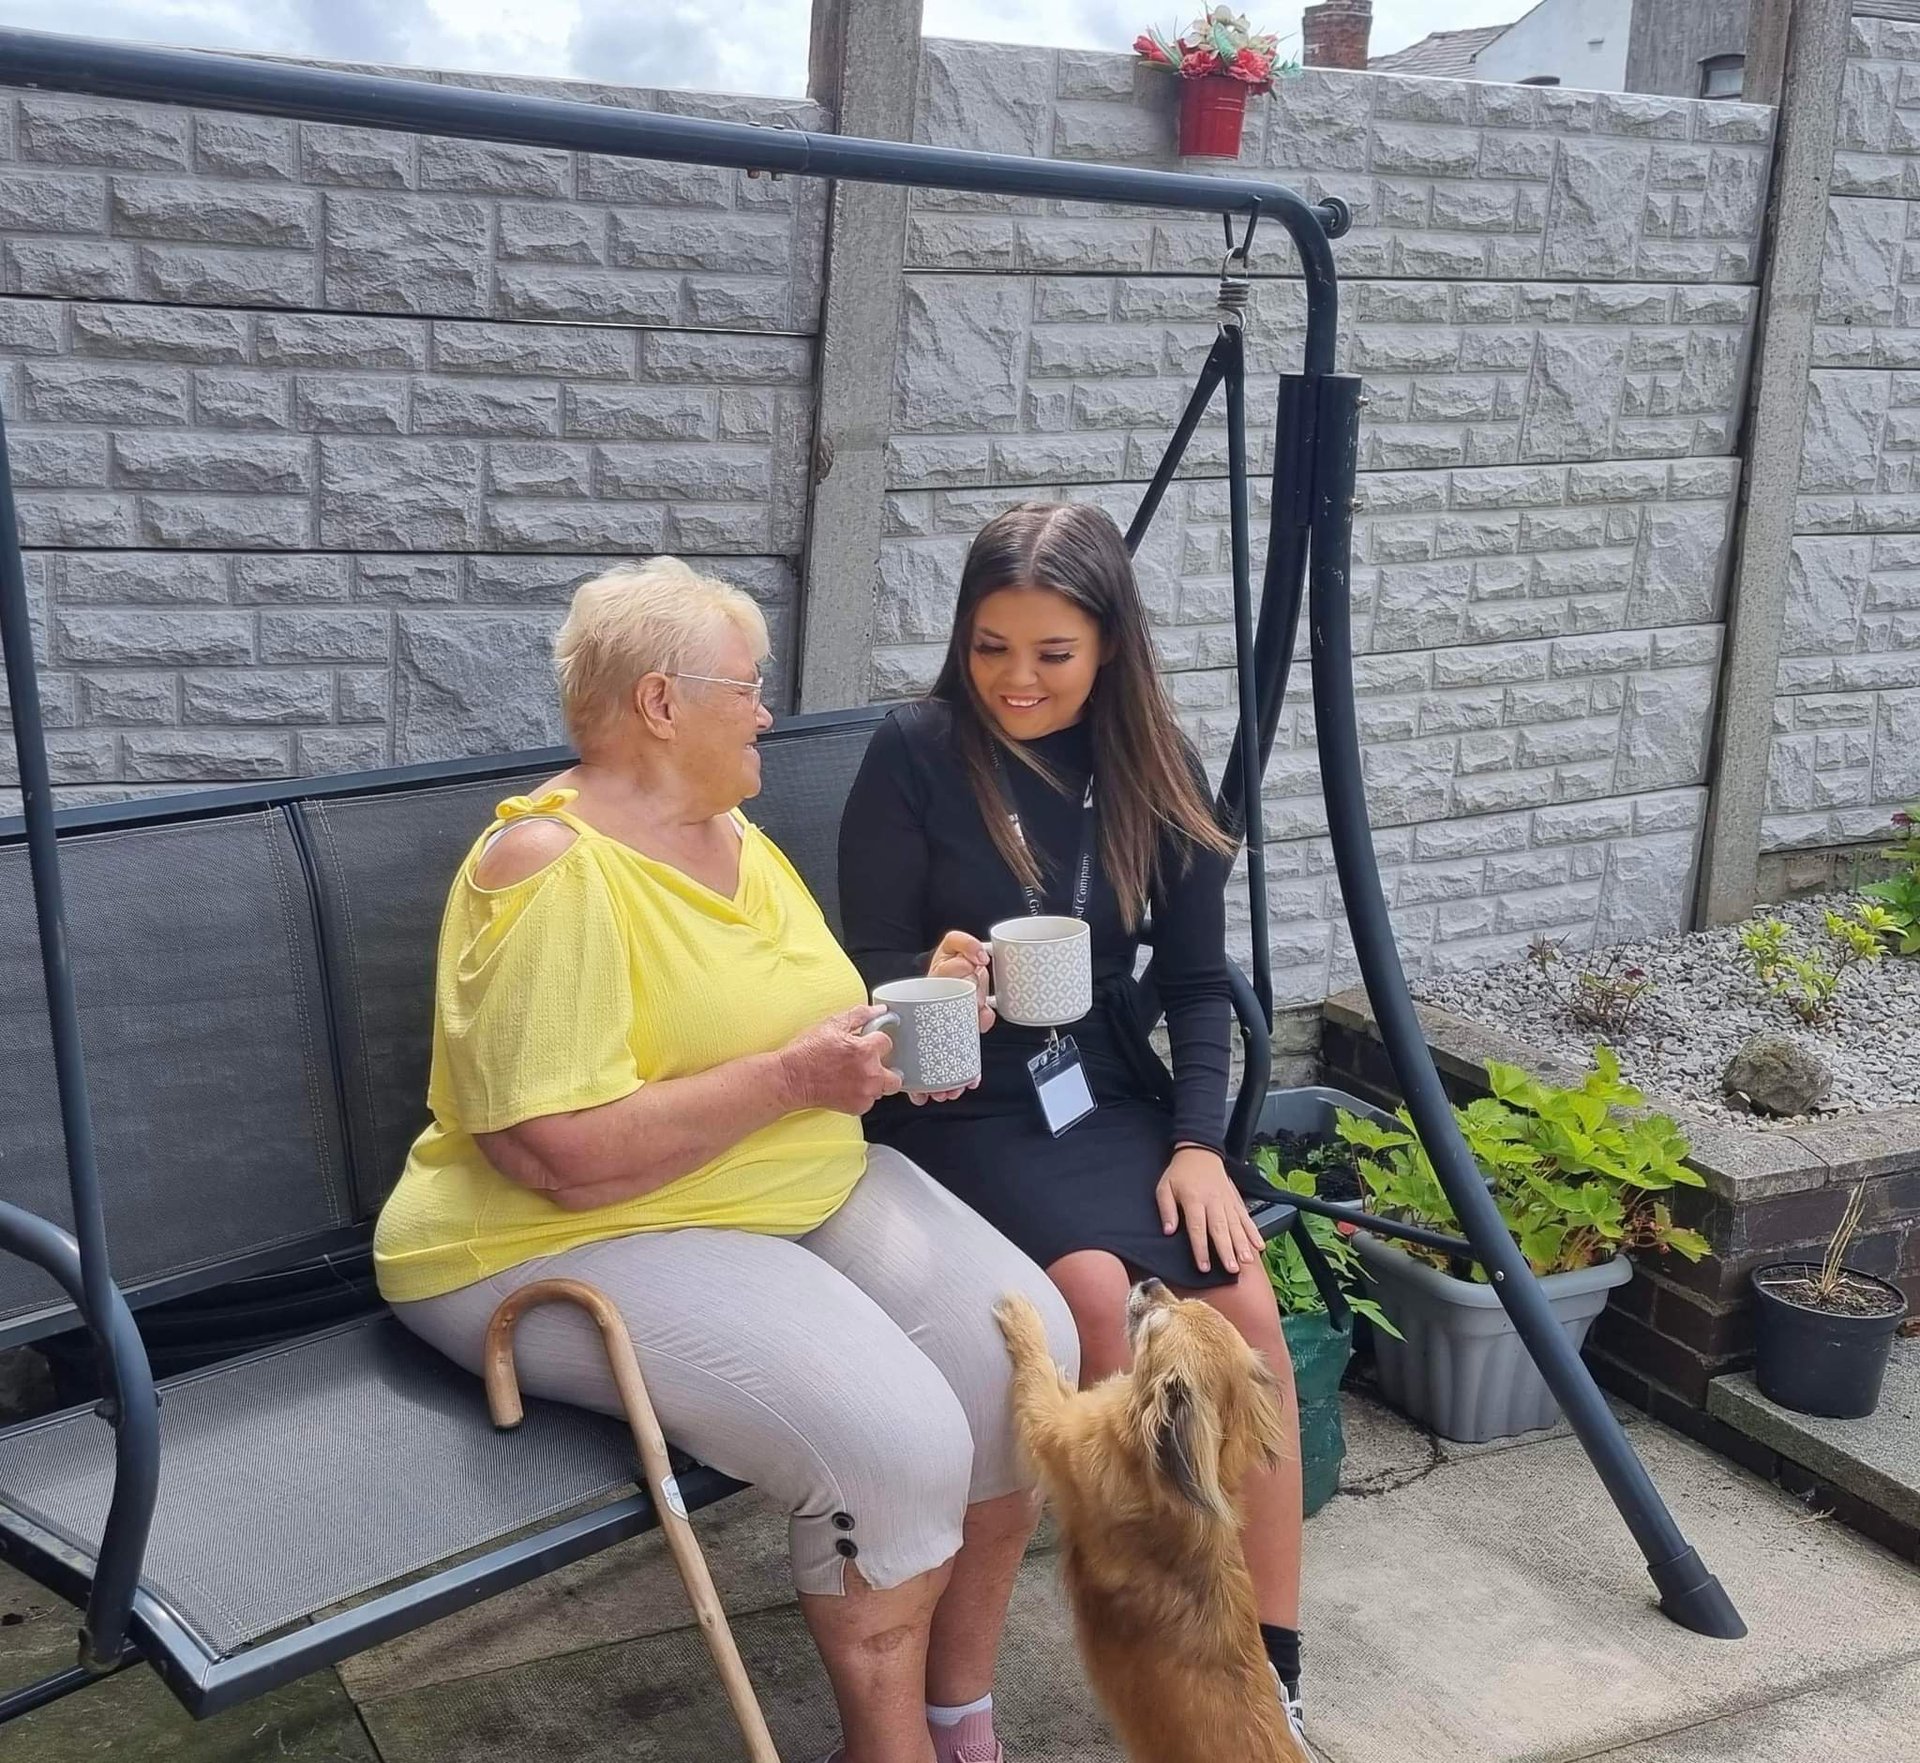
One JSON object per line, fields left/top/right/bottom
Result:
{"left": 431, "top": 845, "right": 642, "bottom": 1135}
{"left": 837, "top": 711, "right": 936, "bottom": 991}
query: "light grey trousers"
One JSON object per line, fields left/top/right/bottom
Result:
{"left": 393, "top": 1145, "right": 1080, "bottom": 1594}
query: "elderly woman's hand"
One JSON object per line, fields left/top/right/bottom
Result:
{"left": 777, "top": 1005, "right": 905, "bottom": 1116}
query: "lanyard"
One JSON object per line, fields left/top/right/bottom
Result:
{"left": 993, "top": 750, "right": 1096, "bottom": 921}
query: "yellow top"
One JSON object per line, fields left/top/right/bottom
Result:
{"left": 373, "top": 789, "right": 869, "bottom": 1303}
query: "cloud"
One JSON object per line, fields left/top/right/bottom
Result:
{"left": 0, "top": 0, "right": 1532, "bottom": 99}
{"left": 566, "top": 0, "right": 808, "bottom": 96}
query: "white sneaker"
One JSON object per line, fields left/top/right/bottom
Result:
{"left": 1280, "top": 1679, "right": 1324, "bottom": 1762}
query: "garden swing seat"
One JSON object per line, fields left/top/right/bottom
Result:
{"left": 0, "top": 707, "right": 1297, "bottom": 1720}
{"left": 0, "top": 21, "right": 1743, "bottom": 1734}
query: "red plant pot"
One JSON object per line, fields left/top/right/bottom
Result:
{"left": 1178, "top": 76, "right": 1249, "bottom": 158}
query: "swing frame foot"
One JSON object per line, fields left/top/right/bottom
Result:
{"left": 1649, "top": 1549, "right": 1746, "bottom": 1639}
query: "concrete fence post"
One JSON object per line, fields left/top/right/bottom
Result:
{"left": 1696, "top": 0, "right": 1852, "bottom": 924}
{"left": 796, "top": 0, "right": 924, "bottom": 710}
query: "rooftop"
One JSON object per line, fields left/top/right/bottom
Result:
{"left": 1369, "top": 24, "right": 1511, "bottom": 77}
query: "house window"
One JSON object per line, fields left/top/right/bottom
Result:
{"left": 1700, "top": 54, "right": 1744, "bottom": 100}
{"left": 1520, "top": 76, "right": 1560, "bottom": 86}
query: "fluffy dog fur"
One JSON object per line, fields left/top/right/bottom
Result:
{"left": 996, "top": 1280, "right": 1305, "bottom": 1763}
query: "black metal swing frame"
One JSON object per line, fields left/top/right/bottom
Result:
{"left": 0, "top": 21, "right": 1743, "bottom": 1730}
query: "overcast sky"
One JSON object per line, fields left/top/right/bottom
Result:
{"left": 0, "top": 2, "right": 1527, "bottom": 95}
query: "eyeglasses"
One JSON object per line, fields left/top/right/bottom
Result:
{"left": 670, "top": 670, "right": 765, "bottom": 707}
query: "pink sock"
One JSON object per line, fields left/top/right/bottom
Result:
{"left": 928, "top": 1701, "right": 998, "bottom": 1763}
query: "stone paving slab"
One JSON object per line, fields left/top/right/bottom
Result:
{"left": 335, "top": 1487, "right": 797, "bottom": 1702}
{"left": 1566, "top": 1652, "right": 1920, "bottom": 1761}
{"left": 0, "top": 1560, "right": 375, "bottom": 1762}
{"left": 1299, "top": 1421, "right": 1920, "bottom": 1763}
{"left": 356, "top": 1552, "right": 1119, "bottom": 1763}
{"left": 1707, "top": 1338, "right": 1920, "bottom": 1532}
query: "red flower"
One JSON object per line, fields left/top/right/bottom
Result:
{"left": 1230, "top": 45, "right": 1272, "bottom": 83}
{"left": 1134, "top": 33, "right": 1172, "bottom": 64}
{"left": 1180, "top": 47, "right": 1222, "bottom": 77}
{"left": 1336, "top": 1220, "right": 1358, "bottom": 1238}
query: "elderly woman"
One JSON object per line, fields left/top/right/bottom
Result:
{"left": 373, "top": 558, "right": 1078, "bottom": 1763}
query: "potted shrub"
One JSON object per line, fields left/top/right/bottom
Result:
{"left": 1135, "top": 10, "right": 1293, "bottom": 159}
{"left": 1250, "top": 1088, "right": 1400, "bottom": 1513}
{"left": 1752, "top": 1183, "right": 1910, "bottom": 1419}
{"left": 1336, "top": 1049, "right": 1712, "bottom": 1444}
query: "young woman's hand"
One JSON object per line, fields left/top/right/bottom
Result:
{"left": 927, "top": 930, "right": 996, "bottom": 1033}
{"left": 906, "top": 930, "right": 992, "bottom": 1105}
{"left": 1155, "top": 1145, "right": 1264, "bottom": 1277}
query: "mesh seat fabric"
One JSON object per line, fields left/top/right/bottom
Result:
{"left": 0, "top": 813, "right": 352, "bottom": 1333}
{"left": 299, "top": 768, "right": 552, "bottom": 1214}
{"left": 0, "top": 1315, "right": 638, "bottom": 1658}
{"left": 745, "top": 715, "right": 880, "bottom": 937}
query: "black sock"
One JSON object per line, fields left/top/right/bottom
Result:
{"left": 1260, "top": 1623, "right": 1301, "bottom": 1696}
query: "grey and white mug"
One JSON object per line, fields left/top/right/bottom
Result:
{"left": 984, "top": 916, "right": 1093, "bottom": 1028}
{"left": 863, "top": 976, "right": 982, "bottom": 1092}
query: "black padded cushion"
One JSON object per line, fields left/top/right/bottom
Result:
{"left": 0, "top": 1315, "right": 638, "bottom": 1657}
{"left": 0, "top": 813, "right": 353, "bottom": 1333}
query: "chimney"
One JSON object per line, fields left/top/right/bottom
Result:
{"left": 1301, "top": 0, "right": 1372, "bottom": 70}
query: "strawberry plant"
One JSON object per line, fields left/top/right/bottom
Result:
{"left": 1333, "top": 1048, "right": 1711, "bottom": 1282}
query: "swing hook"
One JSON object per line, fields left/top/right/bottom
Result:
{"left": 1217, "top": 206, "right": 1258, "bottom": 330}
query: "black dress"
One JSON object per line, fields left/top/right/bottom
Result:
{"left": 837, "top": 699, "right": 1248, "bottom": 1290}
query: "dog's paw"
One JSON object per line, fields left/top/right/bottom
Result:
{"left": 994, "top": 1294, "right": 1048, "bottom": 1356}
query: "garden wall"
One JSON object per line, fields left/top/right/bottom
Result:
{"left": 1764, "top": 9, "right": 1920, "bottom": 873}
{"left": 0, "top": 33, "right": 1780, "bottom": 1028}
{"left": 882, "top": 46, "right": 1774, "bottom": 1012}
{"left": 0, "top": 65, "right": 826, "bottom": 790}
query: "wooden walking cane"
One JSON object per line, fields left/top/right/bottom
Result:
{"left": 484, "top": 1279, "right": 782, "bottom": 1763}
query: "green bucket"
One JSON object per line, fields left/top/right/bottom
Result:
{"left": 1283, "top": 1311, "right": 1353, "bottom": 1517}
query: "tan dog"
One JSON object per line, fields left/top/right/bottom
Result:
{"left": 996, "top": 1279, "right": 1305, "bottom": 1763}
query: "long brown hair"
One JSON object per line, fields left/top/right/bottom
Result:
{"left": 930, "top": 502, "right": 1234, "bottom": 930}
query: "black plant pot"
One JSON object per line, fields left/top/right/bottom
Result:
{"left": 1751, "top": 1262, "right": 1909, "bottom": 1419}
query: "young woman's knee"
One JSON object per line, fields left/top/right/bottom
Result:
{"left": 1195, "top": 1260, "right": 1294, "bottom": 1371}
{"left": 1047, "top": 1249, "right": 1134, "bottom": 1378}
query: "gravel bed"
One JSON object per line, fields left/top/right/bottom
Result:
{"left": 1413, "top": 894, "right": 1920, "bottom": 1125}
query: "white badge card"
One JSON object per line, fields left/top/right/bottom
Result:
{"left": 1027, "top": 1036, "right": 1096, "bottom": 1138}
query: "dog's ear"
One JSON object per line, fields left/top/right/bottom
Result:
{"left": 1244, "top": 1358, "right": 1293, "bottom": 1473}
{"left": 1149, "top": 1371, "right": 1232, "bottom": 1524}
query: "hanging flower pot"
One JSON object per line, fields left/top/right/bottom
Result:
{"left": 1135, "top": 10, "right": 1298, "bottom": 162}
{"left": 1178, "top": 76, "right": 1249, "bottom": 158}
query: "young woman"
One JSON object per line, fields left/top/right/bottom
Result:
{"left": 837, "top": 502, "right": 1313, "bottom": 1745}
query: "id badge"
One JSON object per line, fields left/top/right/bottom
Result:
{"left": 1027, "top": 1035, "right": 1096, "bottom": 1138}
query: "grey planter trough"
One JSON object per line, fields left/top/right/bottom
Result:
{"left": 1352, "top": 1233, "right": 1634, "bottom": 1444}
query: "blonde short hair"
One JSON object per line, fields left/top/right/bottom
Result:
{"left": 554, "top": 558, "right": 769, "bottom": 747}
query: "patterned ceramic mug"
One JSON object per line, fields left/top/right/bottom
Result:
{"left": 984, "top": 916, "right": 1093, "bottom": 1028}
{"left": 863, "top": 976, "right": 983, "bottom": 1092}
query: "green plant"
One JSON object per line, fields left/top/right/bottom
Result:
{"left": 1526, "top": 935, "right": 1655, "bottom": 1039}
{"left": 1860, "top": 804, "right": 1920, "bottom": 955}
{"left": 1252, "top": 1146, "right": 1400, "bottom": 1336}
{"left": 1737, "top": 906, "right": 1894, "bottom": 1023}
{"left": 1333, "top": 1048, "right": 1712, "bottom": 1282}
